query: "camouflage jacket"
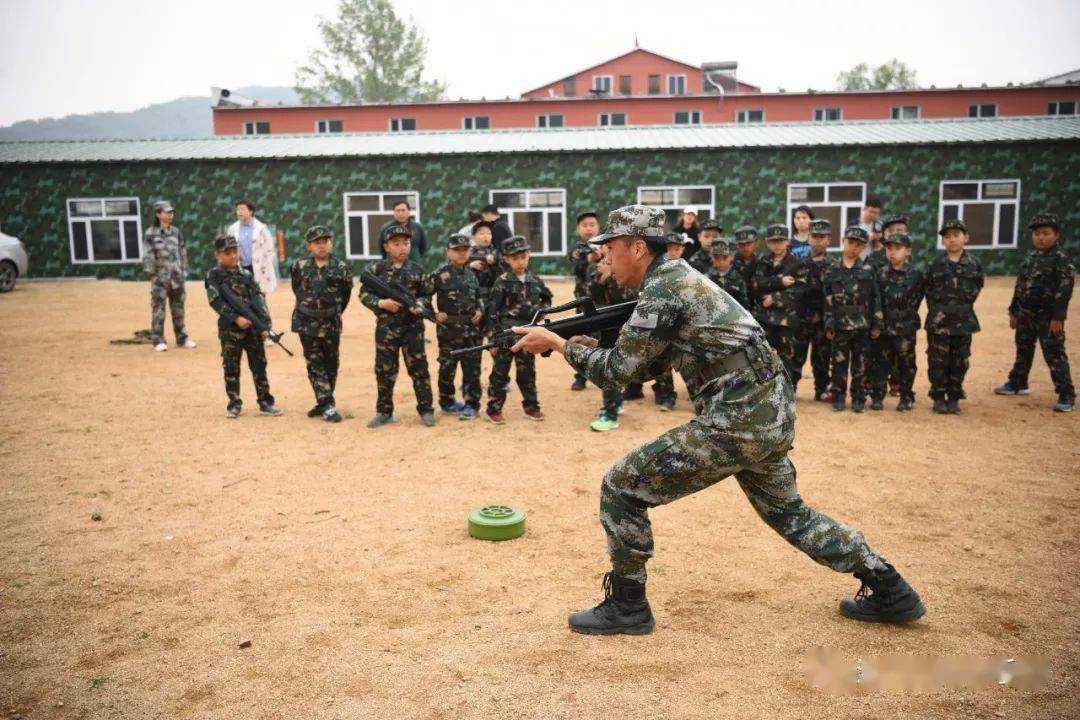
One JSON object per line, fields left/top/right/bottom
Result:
{"left": 564, "top": 254, "right": 785, "bottom": 417}
{"left": 750, "top": 251, "right": 808, "bottom": 329}
{"left": 468, "top": 245, "right": 503, "bottom": 293}
{"left": 359, "top": 258, "right": 432, "bottom": 327}
{"left": 705, "top": 266, "right": 749, "bottom": 309}
{"left": 924, "top": 252, "right": 984, "bottom": 335}
{"left": 734, "top": 254, "right": 759, "bottom": 288}
{"left": 487, "top": 271, "right": 553, "bottom": 333}
{"left": 863, "top": 246, "right": 888, "bottom": 273}
{"left": 290, "top": 254, "right": 352, "bottom": 337}
{"left": 877, "top": 262, "right": 924, "bottom": 336}
{"left": 431, "top": 261, "right": 484, "bottom": 339}
{"left": 799, "top": 253, "right": 834, "bottom": 324}
{"left": 142, "top": 225, "right": 186, "bottom": 288}
{"left": 205, "top": 265, "right": 269, "bottom": 333}
{"left": 568, "top": 240, "right": 593, "bottom": 298}
{"left": 687, "top": 247, "right": 713, "bottom": 274}
{"left": 822, "top": 261, "right": 883, "bottom": 334}
{"left": 587, "top": 262, "right": 639, "bottom": 306}
{"left": 1008, "top": 247, "right": 1075, "bottom": 321}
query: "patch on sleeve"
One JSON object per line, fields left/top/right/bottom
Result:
{"left": 628, "top": 311, "right": 659, "bottom": 330}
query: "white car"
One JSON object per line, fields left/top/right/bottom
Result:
{"left": 0, "top": 231, "right": 28, "bottom": 292}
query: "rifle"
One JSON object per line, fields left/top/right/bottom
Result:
{"left": 217, "top": 279, "right": 294, "bottom": 356}
{"left": 359, "top": 270, "right": 440, "bottom": 324}
{"left": 450, "top": 297, "right": 637, "bottom": 358}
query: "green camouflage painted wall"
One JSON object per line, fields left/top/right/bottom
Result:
{"left": 1, "top": 140, "right": 1078, "bottom": 279}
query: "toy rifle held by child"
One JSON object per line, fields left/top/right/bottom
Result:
{"left": 450, "top": 297, "right": 637, "bottom": 358}
{"left": 359, "top": 270, "right": 440, "bottom": 324}
{"left": 217, "top": 280, "right": 294, "bottom": 356}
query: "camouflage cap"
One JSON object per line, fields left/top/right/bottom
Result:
{"left": 382, "top": 224, "right": 412, "bottom": 242}
{"left": 734, "top": 225, "right": 759, "bottom": 243}
{"left": 699, "top": 218, "right": 723, "bottom": 232}
{"left": 884, "top": 231, "right": 912, "bottom": 247}
{"left": 844, "top": 225, "right": 870, "bottom": 243}
{"left": 665, "top": 232, "right": 684, "bottom": 245}
{"left": 765, "top": 223, "right": 789, "bottom": 241}
{"left": 710, "top": 237, "right": 737, "bottom": 255}
{"left": 153, "top": 200, "right": 174, "bottom": 213}
{"left": 810, "top": 218, "right": 832, "bottom": 236}
{"left": 502, "top": 235, "right": 530, "bottom": 255}
{"left": 939, "top": 218, "right": 967, "bottom": 235}
{"left": 881, "top": 213, "right": 908, "bottom": 231}
{"left": 214, "top": 234, "right": 238, "bottom": 251}
{"left": 1027, "top": 213, "right": 1061, "bottom": 231}
{"left": 446, "top": 232, "right": 471, "bottom": 249}
{"left": 588, "top": 204, "right": 668, "bottom": 246}
{"left": 305, "top": 225, "right": 332, "bottom": 243}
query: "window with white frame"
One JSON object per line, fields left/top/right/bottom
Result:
{"left": 591, "top": 75, "right": 612, "bottom": 95}
{"left": 637, "top": 186, "right": 715, "bottom": 232}
{"left": 343, "top": 191, "right": 420, "bottom": 259}
{"left": 316, "top": 119, "right": 343, "bottom": 133}
{"left": 1048, "top": 101, "right": 1077, "bottom": 116}
{"left": 389, "top": 117, "right": 417, "bottom": 132}
{"left": 489, "top": 189, "right": 566, "bottom": 256}
{"left": 890, "top": 105, "right": 919, "bottom": 120}
{"left": 736, "top": 109, "right": 764, "bottom": 123}
{"left": 814, "top": 107, "right": 842, "bottom": 122}
{"left": 667, "top": 74, "right": 687, "bottom": 95}
{"left": 243, "top": 121, "right": 270, "bottom": 135}
{"left": 67, "top": 197, "right": 142, "bottom": 264}
{"left": 674, "top": 110, "right": 702, "bottom": 125}
{"left": 787, "top": 183, "right": 866, "bottom": 248}
{"left": 463, "top": 116, "right": 490, "bottom": 130}
{"left": 537, "top": 114, "right": 564, "bottom": 128}
{"left": 968, "top": 103, "right": 997, "bottom": 118}
{"left": 938, "top": 179, "right": 1020, "bottom": 249}
{"left": 599, "top": 112, "right": 627, "bottom": 127}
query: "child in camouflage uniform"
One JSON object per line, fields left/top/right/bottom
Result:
{"left": 995, "top": 213, "right": 1075, "bottom": 412}
{"left": 432, "top": 233, "right": 485, "bottom": 420}
{"left": 467, "top": 220, "right": 502, "bottom": 304}
{"left": 360, "top": 225, "right": 436, "bottom": 428}
{"left": 733, "top": 225, "right": 761, "bottom": 287}
{"left": 567, "top": 211, "right": 602, "bottom": 391}
{"left": 823, "top": 226, "right": 883, "bottom": 412}
{"left": 485, "top": 235, "right": 553, "bottom": 424}
{"left": 924, "top": 219, "right": 984, "bottom": 414}
{"left": 205, "top": 235, "right": 282, "bottom": 418}
{"left": 793, "top": 218, "right": 834, "bottom": 402}
{"left": 687, "top": 219, "right": 722, "bottom": 274}
{"left": 664, "top": 232, "right": 692, "bottom": 263}
{"left": 291, "top": 225, "right": 352, "bottom": 423}
{"left": 751, "top": 223, "right": 808, "bottom": 388}
{"left": 873, "top": 232, "right": 924, "bottom": 411}
{"left": 867, "top": 213, "right": 910, "bottom": 402}
{"left": 705, "top": 236, "right": 749, "bottom": 309}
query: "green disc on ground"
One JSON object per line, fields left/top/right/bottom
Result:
{"left": 468, "top": 505, "right": 526, "bottom": 541}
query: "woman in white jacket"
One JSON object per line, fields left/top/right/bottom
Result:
{"left": 228, "top": 198, "right": 277, "bottom": 294}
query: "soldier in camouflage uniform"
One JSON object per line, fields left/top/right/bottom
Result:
{"left": 568, "top": 211, "right": 602, "bottom": 391}
{"left": 871, "top": 232, "right": 924, "bottom": 411}
{"left": 924, "top": 219, "right": 984, "bottom": 414}
{"left": 143, "top": 201, "right": 195, "bottom": 352}
{"left": 485, "top": 235, "right": 553, "bottom": 424}
{"left": 432, "top": 233, "right": 485, "bottom": 419}
{"left": 291, "top": 225, "right": 353, "bottom": 423}
{"left": 509, "top": 205, "right": 925, "bottom": 635}
{"left": 995, "top": 213, "right": 1075, "bottom": 412}
{"left": 823, "top": 226, "right": 883, "bottom": 413}
{"left": 205, "top": 235, "right": 281, "bottom": 418}
{"left": 733, "top": 225, "right": 760, "bottom": 288}
{"left": 704, "top": 236, "right": 749, "bottom": 309}
{"left": 751, "top": 223, "right": 808, "bottom": 388}
{"left": 360, "top": 225, "right": 436, "bottom": 428}
{"left": 687, "top": 218, "right": 723, "bottom": 274}
{"left": 793, "top": 218, "right": 834, "bottom": 402}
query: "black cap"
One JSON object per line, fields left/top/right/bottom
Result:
{"left": 214, "top": 234, "right": 238, "bottom": 251}
{"left": 1027, "top": 213, "right": 1061, "bottom": 232}
{"left": 481, "top": 204, "right": 500, "bottom": 215}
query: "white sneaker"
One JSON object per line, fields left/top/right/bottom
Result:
{"left": 154, "top": 342, "right": 168, "bottom": 352}
{"left": 181, "top": 339, "right": 198, "bottom": 349}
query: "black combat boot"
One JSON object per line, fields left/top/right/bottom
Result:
{"left": 832, "top": 394, "right": 846, "bottom": 412}
{"left": 839, "top": 561, "right": 925, "bottom": 623}
{"left": 946, "top": 394, "right": 961, "bottom": 414}
{"left": 307, "top": 403, "right": 326, "bottom": 418}
{"left": 851, "top": 398, "right": 866, "bottom": 413}
{"left": 870, "top": 396, "right": 884, "bottom": 411}
{"left": 932, "top": 396, "right": 948, "bottom": 414}
{"left": 568, "top": 573, "right": 654, "bottom": 635}
{"left": 896, "top": 396, "right": 914, "bottom": 412}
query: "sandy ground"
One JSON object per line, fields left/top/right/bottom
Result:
{"left": 0, "top": 275, "right": 1078, "bottom": 720}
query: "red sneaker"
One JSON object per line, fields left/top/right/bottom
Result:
{"left": 486, "top": 410, "right": 505, "bottom": 425}
{"left": 523, "top": 408, "right": 545, "bottom": 421}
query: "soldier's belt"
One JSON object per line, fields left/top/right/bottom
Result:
{"left": 935, "top": 302, "right": 973, "bottom": 314}
{"left": 296, "top": 305, "right": 341, "bottom": 319}
{"left": 693, "top": 350, "right": 762, "bottom": 387}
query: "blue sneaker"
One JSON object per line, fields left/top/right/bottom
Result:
{"left": 441, "top": 401, "right": 466, "bottom": 415}
{"left": 1054, "top": 394, "right": 1075, "bottom": 413}
{"left": 994, "top": 381, "right": 1030, "bottom": 396}
{"left": 459, "top": 406, "right": 478, "bottom": 421}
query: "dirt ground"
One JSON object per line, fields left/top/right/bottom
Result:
{"left": 1, "top": 275, "right": 1078, "bottom": 720}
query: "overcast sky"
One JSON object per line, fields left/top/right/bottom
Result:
{"left": 2, "top": 0, "right": 1078, "bottom": 127}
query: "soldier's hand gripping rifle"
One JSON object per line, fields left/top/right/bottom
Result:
{"left": 449, "top": 297, "right": 637, "bottom": 358}
{"left": 217, "top": 280, "right": 294, "bottom": 356}
{"left": 359, "top": 270, "right": 440, "bottom": 324}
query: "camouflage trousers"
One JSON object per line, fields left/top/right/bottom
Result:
{"left": 150, "top": 280, "right": 188, "bottom": 346}
{"left": 830, "top": 329, "right": 870, "bottom": 400}
{"left": 299, "top": 333, "right": 341, "bottom": 408}
{"left": 870, "top": 334, "right": 917, "bottom": 401}
{"left": 375, "top": 322, "right": 433, "bottom": 416}
{"left": 793, "top": 320, "right": 830, "bottom": 394}
{"left": 487, "top": 349, "right": 539, "bottom": 413}
{"left": 599, "top": 372, "right": 878, "bottom": 582}
{"left": 652, "top": 369, "right": 676, "bottom": 402}
{"left": 219, "top": 328, "right": 274, "bottom": 410}
{"left": 763, "top": 325, "right": 801, "bottom": 385}
{"left": 926, "top": 333, "right": 972, "bottom": 400}
{"left": 1007, "top": 311, "right": 1074, "bottom": 396}
{"left": 437, "top": 333, "right": 482, "bottom": 410}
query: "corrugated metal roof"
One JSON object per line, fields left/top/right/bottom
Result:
{"left": 1, "top": 116, "right": 1077, "bottom": 164}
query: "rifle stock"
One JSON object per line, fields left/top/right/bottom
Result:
{"left": 359, "top": 270, "right": 440, "bottom": 324}
{"left": 217, "top": 279, "right": 294, "bottom": 356}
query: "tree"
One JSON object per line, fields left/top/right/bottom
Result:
{"left": 295, "top": 0, "right": 446, "bottom": 104}
{"left": 836, "top": 59, "right": 918, "bottom": 91}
